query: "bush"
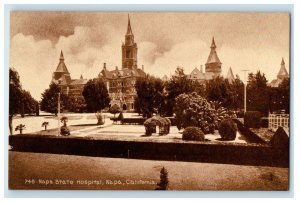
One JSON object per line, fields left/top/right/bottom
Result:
{"left": 218, "top": 119, "right": 237, "bottom": 140}
{"left": 182, "top": 127, "right": 205, "bottom": 141}
{"left": 174, "top": 93, "right": 235, "bottom": 134}
{"left": 244, "top": 111, "right": 261, "bottom": 128}
{"left": 156, "top": 167, "right": 169, "bottom": 190}
{"left": 109, "top": 104, "right": 121, "bottom": 117}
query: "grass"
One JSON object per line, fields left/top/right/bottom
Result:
{"left": 9, "top": 151, "right": 288, "bottom": 190}
{"left": 250, "top": 128, "right": 275, "bottom": 142}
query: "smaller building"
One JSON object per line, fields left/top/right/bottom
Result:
{"left": 52, "top": 51, "right": 88, "bottom": 101}
{"left": 269, "top": 58, "right": 289, "bottom": 87}
{"left": 188, "top": 37, "right": 223, "bottom": 82}
{"left": 188, "top": 65, "right": 206, "bottom": 82}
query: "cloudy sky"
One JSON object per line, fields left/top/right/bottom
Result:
{"left": 10, "top": 12, "right": 290, "bottom": 101}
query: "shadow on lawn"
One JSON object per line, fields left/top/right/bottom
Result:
{"left": 71, "top": 124, "right": 98, "bottom": 127}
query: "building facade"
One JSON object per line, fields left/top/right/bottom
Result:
{"left": 269, "top": 58, "right": 289, "bottom": 87}
{"left": 187, "top": 37, "right": 238, "bottom": 84}
{"left": 188, "top": 37, "right": 223, "bottom": 82}
{"left": 99, "top": 15, "right": 146, "bottom": 111}
{"left": 52, "top": 51, "right": 88, "bottom": 101}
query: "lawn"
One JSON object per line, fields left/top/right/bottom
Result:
{"left": 9, "top": 151, "right": 288, "bottom": 190}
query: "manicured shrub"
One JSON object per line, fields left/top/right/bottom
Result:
{"left": 182, "top": 127, "right": 205, "bottom": 141}
{"left": 60, "top": 116, "right": 70, "bottom": 136}
{"left": 218, "top": 119, "right": 237, "bottom": 140}
{"left": 156, "top": 167, "right": 169, "bottom": 190}
{"left": 244, "top": 111, "right": 261, "bottom": 128}
{"left": 109, "top": 104, "right": 121, "bottom": 117}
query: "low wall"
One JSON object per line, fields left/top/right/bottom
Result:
{"left": 9, "top": 134, "right": 288, "bottom": 167}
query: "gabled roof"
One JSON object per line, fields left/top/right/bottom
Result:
{"left": 69, "top": 79, "right": 88, "bottom": 86}
{"left": 189, "top": 67, "right": 205, "bottom": 80}
{"left": 100, "top": 66, "right": 146, "bottom": 79}
{"left": 206, "top": 37, "right": 221, "bottom": 64}
{"left": 269, "top": 79, "right": 282, "bottom": 88}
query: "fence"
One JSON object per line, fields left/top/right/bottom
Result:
{"left": 268, "top": 113, "right": 289, "bottom": 132}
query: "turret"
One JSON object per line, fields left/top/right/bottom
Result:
{"left": 205, "top": 37, "right": 222, "bottom": 79}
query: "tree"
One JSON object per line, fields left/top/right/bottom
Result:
{"left": 174, "top": 92, "right": 234, "bottom": 134}
{"left": 40, "top": 82, "right": 69, "bottom": 115}
{"left": 9, "top": 68, "right": 38, "bottom": 135}
{"left": 247, "top": 71, "right": 270, "bottom": 116}
{"left": 68, "top": 96, "right": 87, "bottom": 113}
{"left": 82, "top": 78, "right": 110, "bottom": 124}
{"left": 135, "top": 75, "right": 164, "bottom": 118}
{"left": 205, "top": 77, "right": 228, "bottom": 103}
{"left": 15, "top": 124, "right": 26, "bottom": 135}
{"left": 277, "top": 78, "right": 290, "bottom": 113}
{"left": 165, "top": 67, "right": 205, "bottom": 116}
{"left": 9, "top": 68, "right": 23, "bottom": 135}
{"left": 269, "top": 78, "right": 290, "bottom": 113}
{"left": 22, "top": 90, "right": 38, "bottom": 115}
{"left": 42, "top": 122, "right": 49, "bottom": 131}
{"left": 228, "top": 77, "right": 244, "bottom": 110}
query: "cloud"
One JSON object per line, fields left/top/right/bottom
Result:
{"left": 10, "top": 13, "right": 290, "bottom": 101}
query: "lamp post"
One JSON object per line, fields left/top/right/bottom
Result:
{"left": 57, "top": 79, "right": 62, "bottom": 136}
{"left": 241, "top": 70, "right": 249, "bottom": 114}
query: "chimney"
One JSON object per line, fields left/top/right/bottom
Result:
{"left": 115, "top": 66, "right": 119, "bottom": 71}
{"left": 142, "top": 65, "right": 144, "bottom": 71}
{"left": 103, "top": 63, "right": 106, "bottom": 70}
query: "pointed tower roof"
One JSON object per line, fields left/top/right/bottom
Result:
{"left": 55, "top": 50, "right": 69, "bottom": 74}
{"left": 211, "top": 37, "right": 216, "bottom": 48}
{"left": 59, "top": 50, "right": 64, "bottom": 60}
{"left": 206, "top": 37, "right": 221, "bottom": 64}
{"left": 126, "top": 14, "right": 133, "bottom": 35}
{"left": 226, "top": 67, "right": 235, "bottom": 83}
{"left": 277, "top": 57, "right": 289, "bottom": 79}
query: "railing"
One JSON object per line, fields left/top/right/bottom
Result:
{"left": 268, "top": 113, "right": 289, "bottom": 132}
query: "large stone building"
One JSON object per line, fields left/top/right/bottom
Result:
{"left": 269, "top": 58, "right": 289, "bottom": 87}
{"left": 52, "top": 51, "right": 88, "bottom": 100}
{"left": 98, "top": 15, "right": 146, "bottom": 111}
{"left": 51, "top": 15, "right": 146, "bottom": 112}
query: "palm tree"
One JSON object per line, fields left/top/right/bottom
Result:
{"left": 42, "top": 122, "right": 49, "bottom": 131}
{"left": 15, "top": 124, "right": 26, "bottom": 135}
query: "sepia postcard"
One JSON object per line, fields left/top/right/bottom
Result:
{"left": 8, "top": 11, "right": 290, "bottom": 191}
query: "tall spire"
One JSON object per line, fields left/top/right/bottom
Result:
{"left": 277, "top": 57, "right": 289, "bottom": 80}
{"left": 60, "top": 50, "right": 64, "bottom": 60}
{"left": 206, "top": 37, "right": 221, "bottom": 64}
{"left": 126, "top": 14, "right": 133, "bottom": 35}
{"left": 281, "top": 57, "right": 285, "bottom": 65}
{"left": 205, "top": 37, "right": 222, "bottom": 79}
{"left": 211, "top": 36, "right": 216, "bottom": 49}
{"left": 55, "top": 50, "right": 69, "bottom": 73}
